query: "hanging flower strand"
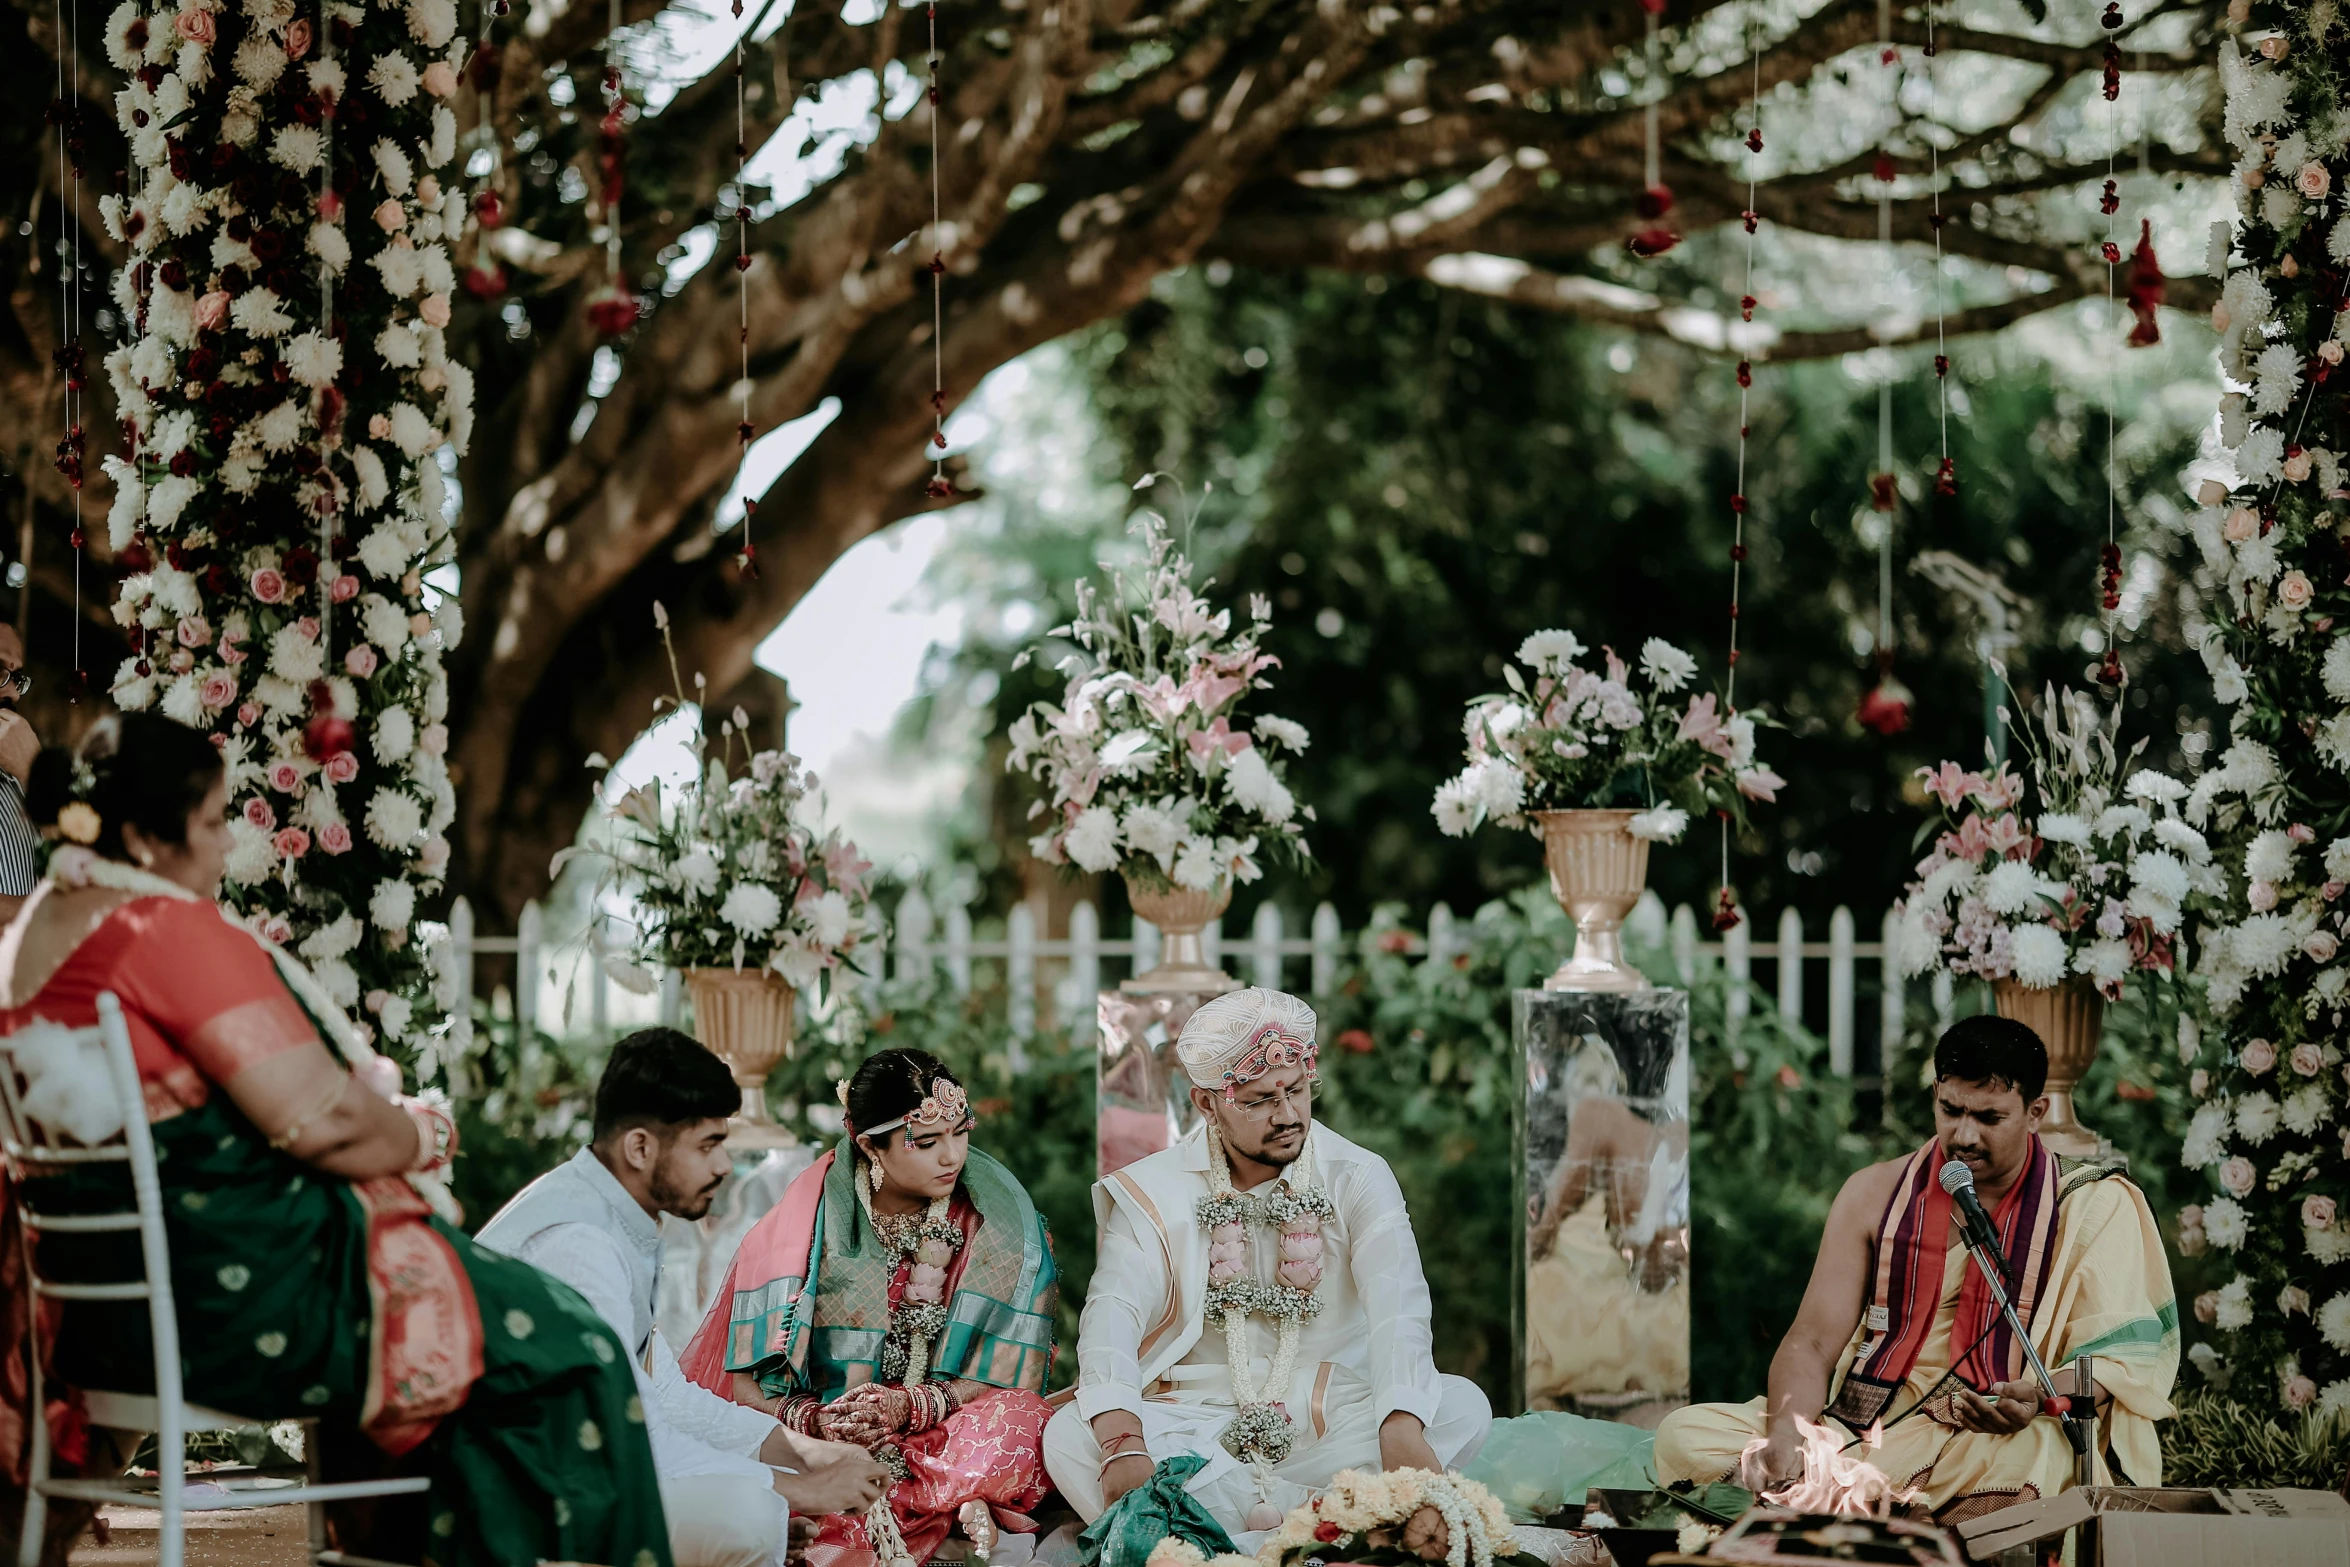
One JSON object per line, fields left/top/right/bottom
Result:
{"left": 1627, "top": 0, "right": 1679, "bottom": 259}
{"left": 1856, "top": 0, "right": 1910, "bottom": 741}
{"left": 48, "top": 0, "right": 89, "bottom": 697}
{"left": 2095, "top": 1, "right": 2128, "bottom": 690}
{"left": 729, "top": 0, "right": 759, "bottom": 575}
{"left": 585, "top": 0, "right": 639, "bottom": 338}
{"left": 922, "top": 2, "right": 953, "bottom": 500}
{"left": 1715, "top": 16, "right": 1765, "bottom": 934}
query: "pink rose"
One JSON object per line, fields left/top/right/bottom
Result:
{"left": 272, "top": 827, "right": 311, "bottom": 860}
{"left": 2191, "top": 1068, "right": 2210, "bottom": 1096}
{"left": 419, "top": 722, "right": 449, "bottom": 757}
{"left": 2282, "top": 1284, "right": 2312, "bottom": 1317}
{"left": 193, "top": 290, "right": 230, "bottom": 331}
{"left": 416, "top": 177, "right": 441, "bottom": 207}
{"left": 282, "top": 16, "right": 310, "bottom": 57}
{"left": 266, "top": 760, "right": 303, "bottom": 794}
{"left": 419, "top": 293, "right": 452, "bottom": 328}
{"left": 243, "top": 797, "right": 277, "bottom": 831}
{"left": 2323, "top": 341, "right": 2347, "bottom": 368}
{"left": 250, "top": 567, "right": 286, "bottom": 604}
{"left": 421, "top": 60, "right": 457, "bottom": 96}
{"left": 2179, "top": 1204, "right": 2204, "bottom": 1230}
{"left": 408, "top": 612, "right": 433, "bottom": 638}
{"left": 2220, "top": 1156, "right": 2258, "bottom": 1197}
{"left": 345, "top": 643, "right": 379, "bottom": 678}
{"left": 2224, "top": 506, "right": 2259, "bottom": 542}
{"left": 2193, "top": 1290, "right": 2219, "bottom": 1325}
{"left": 324, "top": 751, "right": 359, "bottom": 784}
{"left": 2304, "top": 1194, "right": 2338, "bottom": 1230}
{"left": 176, "top": 615, "right": 211, "bottom": 649}
{"left": 2286, "top": 1375, "right": 2318, "bottom": 1410}
{"left": 2329, "top": 881, "right": 2348, "bottom": 902}
{"left": 2285, "top": 451, "right": 2314, "bottom": 484}
{"left": 173, "top": 4, "right": 214, "bottom": 45}
{"left": 2249, "top": 880, "right": 2279, "bottom": 912}
{"left": 2290, "top": 822, "right": 2318, "bottom": 844}
{"left": 419, "top": 836, "right": 450, "bottom": 875}
{"left": 2293, "top": 1043, "right": 2327, "bottom": 1077}
{"left": 297, "top": 616, "right": 319, "bottom": 641}
{"left": 168, "top": 649, "right": 194, "bottom": 674}
{"left": 235, "top": 701, "right": 261, "bottom": 728}
{"left": 257, "top": 914, "right": 293, "bottom": 945}
{"left": 319, "top": 821, "right": 353, "bottom": 855}
{"left": 2198, "top": 479, "right": 2230, "bottom": 507}
{"left": 2260, "top": 34, "right": 2289, "bottom": 59}
{"left": 374, "top": 200, "right": 406, "bottom": 234}
{"left": 2243, "top": 1038, "right": 2278, "bottom": 1074}
{"left": 197, "top": 670, "right": 238, "bottom": 709}
{"left": 2306, "top": 930, "right": 2338, "bottom": 963}
{"left": 330, "top": 574, "right": 360, "bottom": 603}
{"left": 368, "top": 413, "right": 391, "bottom": 439}
{"left": 2299, "top": 161, "right": 2331, "bottom": 199}
{"left": 2280, "top": 571, "right": 2316, "bottom": 610}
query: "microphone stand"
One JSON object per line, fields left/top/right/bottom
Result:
{"left": 1953, "top": 1233, "right": 2099, "bottom": 1482}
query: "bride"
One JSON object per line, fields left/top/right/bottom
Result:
{"left": 683, "top": 1048, "right": 1058, "bottom": 1567}
{"left": 0, "top": 713, "right": 670, "bottom": 1566}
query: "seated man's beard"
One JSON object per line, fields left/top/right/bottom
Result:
{"left": 654, "top": 1165, "right": 723, "bottom": 1219}
{"left": 1236, "top": 1121, "right": 1308, "bottom": 1166}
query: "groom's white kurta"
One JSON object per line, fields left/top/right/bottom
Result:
{"left": 1043, "top": 1123, "right": 1490, "bottom": 1531}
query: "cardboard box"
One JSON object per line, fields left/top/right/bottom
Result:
{"left": 1955, "top": 1486, "right": 2350, "bottom": 1566}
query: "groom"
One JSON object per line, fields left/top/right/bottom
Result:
{"left": 1042, "top": 987, "right": 1490, "bottom": 1534}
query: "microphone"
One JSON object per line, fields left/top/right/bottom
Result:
{"left": 1939, "top": 1160, "right": 2010, "bottom": 1282}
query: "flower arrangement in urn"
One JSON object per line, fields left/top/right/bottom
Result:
{"left": 1894, "top": 685, "right": 2208, "bottom": 1155}
{"left": 1006, "top": 485, "right": 1311, "bottom": 990}
{"left": 1145, "top": 1469, "right": 1540, "bottom": 1567}
{"left": 575, "top": 605, "right": 872, "bottom": 1141}
{"left": 1431, "top": 629, "right": 1780, "bottom": 990}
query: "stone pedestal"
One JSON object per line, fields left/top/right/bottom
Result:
{"left": 1514, "top": 987, "right": 1691, "bottom": 1424}
{"left": 1095, "top": 989, "right": 1222, "bottom": 1178}
{"left": 654, "top": 1143, "right": 816, "bottom": 1349}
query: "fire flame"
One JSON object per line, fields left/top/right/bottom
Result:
{"left": 1735, "top": 1416, "right": 1919, "bottom": 1519}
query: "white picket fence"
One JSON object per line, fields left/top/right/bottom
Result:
{"left": 433, "top": 891, "right": 1951, "bottom": 1078}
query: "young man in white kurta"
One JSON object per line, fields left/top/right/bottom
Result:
{"left": 1042, "top": 988, "right": 1491, "bottom": 1534}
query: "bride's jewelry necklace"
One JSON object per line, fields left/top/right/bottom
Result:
{"left": 1199, "top": 1124, "right": 1333, "bottom": 1468}
{"left": 856, "top": 1160, "right": 963, "bottom": 1387}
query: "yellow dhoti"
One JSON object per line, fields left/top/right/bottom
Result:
{"left": 1656, "top": 1173, "right": 2177, "bottom": 1523}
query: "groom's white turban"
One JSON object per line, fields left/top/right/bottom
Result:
{"left": 1176, "top": 987, "right": 1319, "bottom": 1096}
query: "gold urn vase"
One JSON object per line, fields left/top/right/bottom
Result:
{"left": 1534, "top": 809, "right": 1653, "bottom": 993}
{"left": 1991, "top": 977, "right": 2106, "bottom": 1159}
{"left": 685, "top": 967, "right": 798, "bottom": 1151}
{"left": 1120, "top": 874, "right": 1241, "bottom": 997}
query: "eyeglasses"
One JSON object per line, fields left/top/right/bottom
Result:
{"left": 1227, "top": 1081, "right": 1313, "bottom": 1121}
{"left": 0, "top": 671, "right": 31, "bottom": 699}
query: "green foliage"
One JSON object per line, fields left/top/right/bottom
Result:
{"left": 2159, "top": 1392, "right": 2350, "bottom": 1490}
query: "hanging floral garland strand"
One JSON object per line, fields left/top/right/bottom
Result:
{"left": 1714, "top": 18, "right": 1765, "bottom": 933}
{"left": 585, "top": 0, "right": 638, "bottom": 338}
{"left": 1628, "top": 0, "right": 1678, "bottom": 258}
{"left": 2094, "top": 2, "right": 2129, "bottom": 690}
{"left": 49, "top": 0, "right": 89, "bottom": 696}
{"left": 728, "top": 0, "right": 758, "bottom": 573}
{"left": 922, "top": 1, "right": 953, "bottom": 500}
{"left": 1858, "top": 0, "right": 1905, "bottom": 737}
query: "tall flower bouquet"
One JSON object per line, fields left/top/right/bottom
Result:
{"left": 577, "top": 606, "right": 872, "bottom": 993}
{"left": 98, "top": 0, "right": 473, "bottom": 1048}
{"left": 1895, "top": 687, "right": 2213, "bottom": 996}
{"left": 1430, "top": 630, "right": 1781, "bottom": 845}
{"left": 1006, "top": 493, "right": 1311, "bottom": 893}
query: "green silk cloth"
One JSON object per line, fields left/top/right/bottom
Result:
{"left": 1078, "top": 1456, "right": 1238, "bottom": 1567}
{"left": 730, "top": 1141, "right": 1058, "bottom": 1401}
{"left": 32, "top": 1094, "right": 675, "bottom": 1567}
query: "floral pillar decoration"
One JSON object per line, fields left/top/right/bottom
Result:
{"left": 98, "top": 0, "right": 472, "bottom": 1054}
{"left": 2181, "top": 3, "right": 2350, "bottom": 1419}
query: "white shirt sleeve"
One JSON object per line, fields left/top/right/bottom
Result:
{"left": 1339, "top": 1157, "right": 1444, "bottom": 1430}
{"left": 1074, "top": 1199, "right": 1159, "bottom": 1423}
{"left": 516, "top": 1223, "right": 778, "bottom": 1485}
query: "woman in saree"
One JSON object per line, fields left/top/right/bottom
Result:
{"left": 0, "top": 713, "right": 672, "bottom": 1567}
{"left": 682, "top": 1048, "right": 1057, "bottom": 1567}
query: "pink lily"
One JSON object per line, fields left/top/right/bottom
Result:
{"left": 1679, "top": 693, "right": 1726, "bottom": 751}
{"left": 1185, "top": 717, "right": 1252, "bottom": 764}
{"left": 1736, "top": 766, "right": 1786, "bottom": 803}
{"left": 1971, "top": 765, "right": 2025, "bottom": 811}
{"left": 1917, "top": 761, "right": 1980, "bottom": 812}
{"left": 1981, "top": 813, "right": 2033, "bottom": 860}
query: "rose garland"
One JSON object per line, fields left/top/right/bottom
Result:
{"left": 1200, "top": 1124, "right": 1332, "bottom": 1470}
{"left": 856, "top": 1170, "right": 964, "bottom": 1388}
{"left": 96, "top": 0, "right": 472, "bottom": 1055}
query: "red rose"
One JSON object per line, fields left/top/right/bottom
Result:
{"left": 1314, "top": 1523, "right": 1342, "bottom": 1543}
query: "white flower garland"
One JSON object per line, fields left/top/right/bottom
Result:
{"left": 1200, "top": 1123, "right": 1333, "bottom": 1470}
{"left": 855, "top": 1166, "right": 961, "bottom": 1387}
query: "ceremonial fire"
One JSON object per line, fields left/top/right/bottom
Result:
{"left": 1737, "top": 1417, "right": 1919, "bottom": 1519}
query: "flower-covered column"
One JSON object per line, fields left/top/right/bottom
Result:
{"left": 97, "top": 0, "right": 472, "bottom": 1051}
{"left": 2179, "top": 5, "right": 2350, "bottom": 1416}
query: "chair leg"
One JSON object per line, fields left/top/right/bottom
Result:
{"left": 304, "top": 1420, "right": 328, "bottom": 1565}
{"left": 155, "top": 1424, "right": 183, "bottom": 1567}
{"left": 16, "top": 1334, "right": 48, "bottom": 1567}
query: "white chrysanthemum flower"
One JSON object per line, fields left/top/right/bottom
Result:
{"left": 1638, "top": 638, "right": 1697, "bottom": 692}
{"left": 1516, "top": 630, "right": 1584, "bottom": 672}
{"left": 1431, "top": 776, "right": 1479, "bottom": 838}
{"left": 2010, "top": 924, "right": 2070, "bottom": 988}
{"left": 2237, "top": 425, "right": 2285, "bottom": 485}
{"left": 2123, "top": 769, "right": 2188, "bottom": 806}
{"left": 2231, "top": 913, "right": 2302, "bottom": 977}
{"left": 158, "top": 675, "right": 203, "bottom": 728}
{"left": 379, "top": 994, "right": 413, "bottom": 1042}
{"left": 2037, "top": 813, "right": 2091, "bottom": 845}
{"left": 386, "top": 402, "right": 440, "bottom": 457}
{"left": 372, "top": 137, "right": 413, "bottom": 195}
{"left": 307, "top": 220, "right": 349, "bottom": 275}
{"left": 430, "top": 598, "right": 462, "bottom": 650}
{"left": 297, "top": 913, "right": 364, "bottom": 964}
{"left": 1224, "top": 746, "right": 1295, "bottom": 825}
{"left": 147, "top": 472, "right": 198, "bottom": 532}
{"left": 2247, "top": 828, "right": 2298, "bottom": 884}
{"left": 372, "top": 243, "right": 425, "bottom": 300}
{"left": 372, "top": 705, "right": 415, "bottom": 766}
{"left": 375, "top": 323, "right": 423, "bottom": 369}
{"left": 2313, "top": 1225, "right": 2350, "bottom": 1265}
{"left": 2073, "top": 939, "right": 2131, "bottom": 986}
{"left": 356, "top": 524, "right": 416, "bottom": 581}
{"left": 363, "top": 595, "right": 412, "bottom": 653}
{"left": 367, "top": 52, "right": 420, "bottom": 105}
{"left": 268, "top": 623, "right": 326, "bottom": 685}
{"left": 270, "top": 122, "right": 324, "bottom": 173}
{"left": 2204, "top": 1196, "right": 2249, "bottom": 1250}
{"left": 1982, "top": 860, "right": 2050, "bottom": 916}
{"left": 2251, "top": 342, "right": 2305, "bottom": 417}
{"left": 1170, "top": 835, "right": 1221, "bottom": 891}
{"left": 2238, "top": 1091, "right": 2282, "bottom": 1145}
{"left": 806, "top": 890, "right": 853, "bottom": 949}
{"left": 2154, "top": 818, "right": 2210, "bottom": 863}
{"left": 310, "top": 958, "right": 360, "bottom": 1010}
{"left": 668, "top": 851, "right": 719, "bottom": 896}
{"left": 1919, "top": 857, "right": 1977, "bottom": 910}
{"left": 1123, "top": 800, "right": 1184, "bottom": 863}
{"left": 2283, "top": 1086, "right": 2330, "bottom": 1137}
{"left": 221, "top": 818, "right": 275, "bottom": 886}
{"left": 1628, "top": 805, "right": 1689, "bottom": 843}
{"left": 252, "top": 402, "right": 304, "bottom": 454}
{"left": 717, "top": 882, "right": 781, "bottom": 938}
{"left": 230, "top": 287, "right": 294, "bottom": 337}
{"left": 369, "top": 878, "right": 417, "bottom": 933}
{"left": 2182, "top": 1102, "right": 2230, "bottom": 1168}
{"left": 2128, "top": 850, "right": 2189, "bottom": 906}
{"left": 365, "top": 787, "right": 424, "bottom": 851}
{"left": 406, "top": 0, "right": 457, "bottom": 47}
{"left": 1467, "top": 757, "right": 1525, "bottom": 821}
{"left": 427, "top": 105, "right": 457, "bottom": 168}
{"left": 1063, "top": 806, "right": 1122, "bottom": 874}
{"left": 1253, "top": 715, "right": 1309, "bottom": 751}
{"left": 2215, "top": 1277, "right": 2254, "bottom": 1332}
{"left": 283, "top": 331, "right": 342, "bottom": 389}
{"left": 2321, "top": 1293, "right": 2350, "bottom": 1353}
{"left": 232, "top": 33, "right": 284, "bottom": 88}
{"left": 2094, "top": 804, "right": 2151, "bottom": 841}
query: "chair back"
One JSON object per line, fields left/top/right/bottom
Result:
{"left": 0, "top": 994, "right": 186, "bottom": 1521}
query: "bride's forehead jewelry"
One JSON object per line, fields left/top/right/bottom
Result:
{"left": 862, "top": 1077, "right": 972, "bottom": 1138}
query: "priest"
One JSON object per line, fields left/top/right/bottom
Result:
{"left": 1653, "top": 1015, "right": 2178, "bottom": 1526}
{"left": 1042, "top": 987, "right": 1491, "bottom": 1534}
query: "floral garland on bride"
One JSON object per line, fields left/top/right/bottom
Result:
{"left": 1201, "top": 1123, "right": 1334, "bottom": 1467}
